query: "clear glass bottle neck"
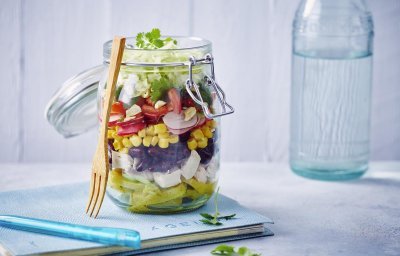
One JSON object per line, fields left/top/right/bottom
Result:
{"left": 296, "top": 0, "right": 371, "bottom": 19}
{"left": 293, "top": 0, "right": 373, "bottom": 59}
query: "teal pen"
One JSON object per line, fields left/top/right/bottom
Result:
{"left": 0, "top": 215, "right": 141, "bottom": 249}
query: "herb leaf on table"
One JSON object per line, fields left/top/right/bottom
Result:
{"left": 199, "top": 187, "right": 236, "bottom": 226}
{"left": 211, "top": 244, "right": 261, "bottom": 256}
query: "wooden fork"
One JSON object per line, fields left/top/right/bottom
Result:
{"left": 86, "top": 36, "right": 126, "bottom": 218}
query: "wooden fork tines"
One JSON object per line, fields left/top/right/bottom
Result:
{"left": 85, "top": 36, "right": 125, "bottom": 218}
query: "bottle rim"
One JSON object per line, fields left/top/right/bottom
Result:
{"left": 103, "top": 36, "right": 212, "bottom": 63}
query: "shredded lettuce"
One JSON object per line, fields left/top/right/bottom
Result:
{"left": 116, "top": 29, "right": 211, "bottom": 108}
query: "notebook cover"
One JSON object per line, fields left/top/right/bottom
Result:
{"left": 0, "top": 183, "right": 273, "bottom": 255}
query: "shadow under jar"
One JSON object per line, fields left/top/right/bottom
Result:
{"left": 98, "top": 37, "right": 233, "bottom": 213}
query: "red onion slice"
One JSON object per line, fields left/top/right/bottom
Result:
{"left": 163, "top": 112, "right": 198, "bottom": 130}
{"left": 195, "top": 115, "right": 206, "bottom": 128}
{"left": 168, "top": 127, "right": 192, "bottom": 135}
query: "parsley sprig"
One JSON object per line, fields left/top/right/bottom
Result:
{"left": 136, "top": 28, "right": 177, "bottom": 49}
{"left": 200, "top": 187, "right": 236, "bottom": 226}
{"left": 211, "top": 244, "right": 261, "bottom": 256}
{"left": 150, "top": 76, "right": 173, "bottom": 102}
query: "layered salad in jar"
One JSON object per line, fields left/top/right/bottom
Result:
{"left": 100, "top": 30, "right": 220, "bottom": 213}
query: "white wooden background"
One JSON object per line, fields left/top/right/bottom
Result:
{"left": 0, "top": 0, "right": 399, "bottom": 163}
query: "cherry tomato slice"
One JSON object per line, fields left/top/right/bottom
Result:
{"left": 108, "top": 113, "right": 123, "bottom": 127}
{"left": 111, "top": 102, "right": 126, "bottom": 115}
{"left": 134, "top": 97, "right": 146, "bottom": 107}
{"left": 142, "top": 105, "right": 169, "bottom": 117}
{"left": 145, "top": 97, "right": 155, "bottom": 106}
{"left": 116, "top": 115, "right": 144, "bottom": 127}
{"left": 182, "top": 97, "right": 196, "bottom": 108}
{"left": 117, "top": 122, "right": 146, "bottom": 136}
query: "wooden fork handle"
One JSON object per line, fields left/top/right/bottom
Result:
{"left": 99, "top": 36, "right": 126, "bottom": 148}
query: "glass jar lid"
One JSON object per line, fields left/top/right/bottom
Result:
{"left": 45, "top": 65, "right": 104, "bottom": 138}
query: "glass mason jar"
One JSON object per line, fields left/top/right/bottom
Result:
{"left": 290, "top": 0, "right": 373, "bottom": 181}
{"left": 46, "top": 37, "right": 234, "bottom": 213}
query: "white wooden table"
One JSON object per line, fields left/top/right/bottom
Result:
{"left": 1, "top": 162, "right": 399, "bottom": 255}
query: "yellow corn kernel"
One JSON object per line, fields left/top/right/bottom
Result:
{"left": 191, "top": 129, "right": 204, "bottom": 140}
{"left": 158, "top": 132, "right": 170, "bottom": 139}
{"left": 122, "top": 137, "right": 133, "bottom": 148}
{"left": 197, "top": 137, "right": 208, "bottom": 149}
{"left": 113, "top": 140, "right": 123, "bottom": 150}
{"left": 206, "top": 120, "right": 217, "bottom": 128}
{"left": 138, "top": 128, "right": 146, "bottom": 138}
{"left": 129, "top": 135, "right": 142, "bottom": 147}
{"left": 187, "top": 138, "right": 198, "bottom": 150}
{"left": 107, "top": 130, "right": 116, "bottom": 139}
{"left": 201, "top": 126, "right": 213, "bottom": 139}
{"left": 169, "top": 135, "right": 179, "bottom": 144}
{"left": 151, "top": 136, "right": 159, "bottom": 146}
{"left": 143, "top": 136, "right": 152, "bottom": 147}
{"left": 158, "top": 138, "right": 169, "bottom": 148}
{"left": 154, "top": 123, "right": 167, "bottom": 134}
{"left": 119, "top": 148, "right": 129, "bottom": 154}
{"left": 112, "top": 132, "right": 123, "bottom": 141}
{"left": 146, "top": 125, "right": 155, "bottom": 136}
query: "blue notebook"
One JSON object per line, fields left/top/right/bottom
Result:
{"left": 0, "top": 183, "right": 273, "bottom": 255}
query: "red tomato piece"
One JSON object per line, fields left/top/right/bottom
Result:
{"left": 144, "top": 115, "right": 161, "bottom": 125}
{"left": 182, "top": 97, "right": 196, "bottom": 108}
{"left": 142, "top": 105, "right": 169, "bottom": 117}
{"left": 116, "top": 114, "right": 144, "bottom": 127}
{"left": 108, "top": 113, "right": 123, "bottom": 127}
{"left": 145, "top": 97, "right": 155, "bottom": 106}
{"left": 135, "top": 97, "right": 146, "bottom": 107}
{"left": 111, "top": 102, "right": 126, "bottom": 116}
{"left": 168, "top": 88, "right": 182, "bottom": 114}
{"left": 117, "top": 122, "right": 146, "bottom": 136}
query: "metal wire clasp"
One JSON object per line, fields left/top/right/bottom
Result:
{"left": 185, "top": 54, "right": 234, "bottom": 119}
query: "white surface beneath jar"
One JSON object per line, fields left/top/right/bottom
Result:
{"left": 0, "top": 162, "right": 399, "bottom": 256}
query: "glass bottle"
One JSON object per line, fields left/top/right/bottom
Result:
{"left": 290, "top": 0, "right": 374, "bottom": 180}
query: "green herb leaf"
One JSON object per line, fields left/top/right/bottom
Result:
{"left": 164, "top": 37, "right": 177, "bottom": 45}
{"left": 135, "top": 28, "right": 177, "bottom": 49}
{"left": 149, "top": 28, "right": 161, "bottom": 39}
{"left": 198, "top": 83, "right": 212, "bottom": 106}
{"left": 218, "top": 214, "right": 236, "bottom": 220}
{"left": 199, "top": 187, "right": 236, "bottom": 226}
{"left": 211, "top": 245, "right": 261, "bottom": 256}
{"left": 115, "top": 85, "right": 123, "bottom": 101}
{"left": 153, "top": 39, "right": 164, "bottom": 48}
{"left": 200, "top": 213, "right": 214, "bottom": 220}
{"left": 200, "top": 219, "right": 222, "bottom": 225}
{"left": 150, "top": 77, "right": 173, "bottom": 102}
{"left": 211, "top": 244, "right": 235, "bottom": 255}
{"left": 237, "top": 246, "right": 262, "bottom": 256}
{"left": 135, "top": 32, "right": 145, "bottom": 48}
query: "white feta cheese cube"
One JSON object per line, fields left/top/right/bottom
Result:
{"left": 112, "top": 150, "right": 135, "bottom": 170}
{"left": 206, "top": 157, "right": 219, "bottom": 182}
{"left": 153, "top": 169, "right": 182, "bottom": 188}
{"left": 181, "top": 150, "right": 201, "bottom": 179}
{"left": 126, "top": 104, "right": 141, "bottom": 117}
{"left": 194, "top": 165, "right": 208, "bottom": 183}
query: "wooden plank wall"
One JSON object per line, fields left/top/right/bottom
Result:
{"left": 0, "top": 0, "right": 399, "bottom": 163}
